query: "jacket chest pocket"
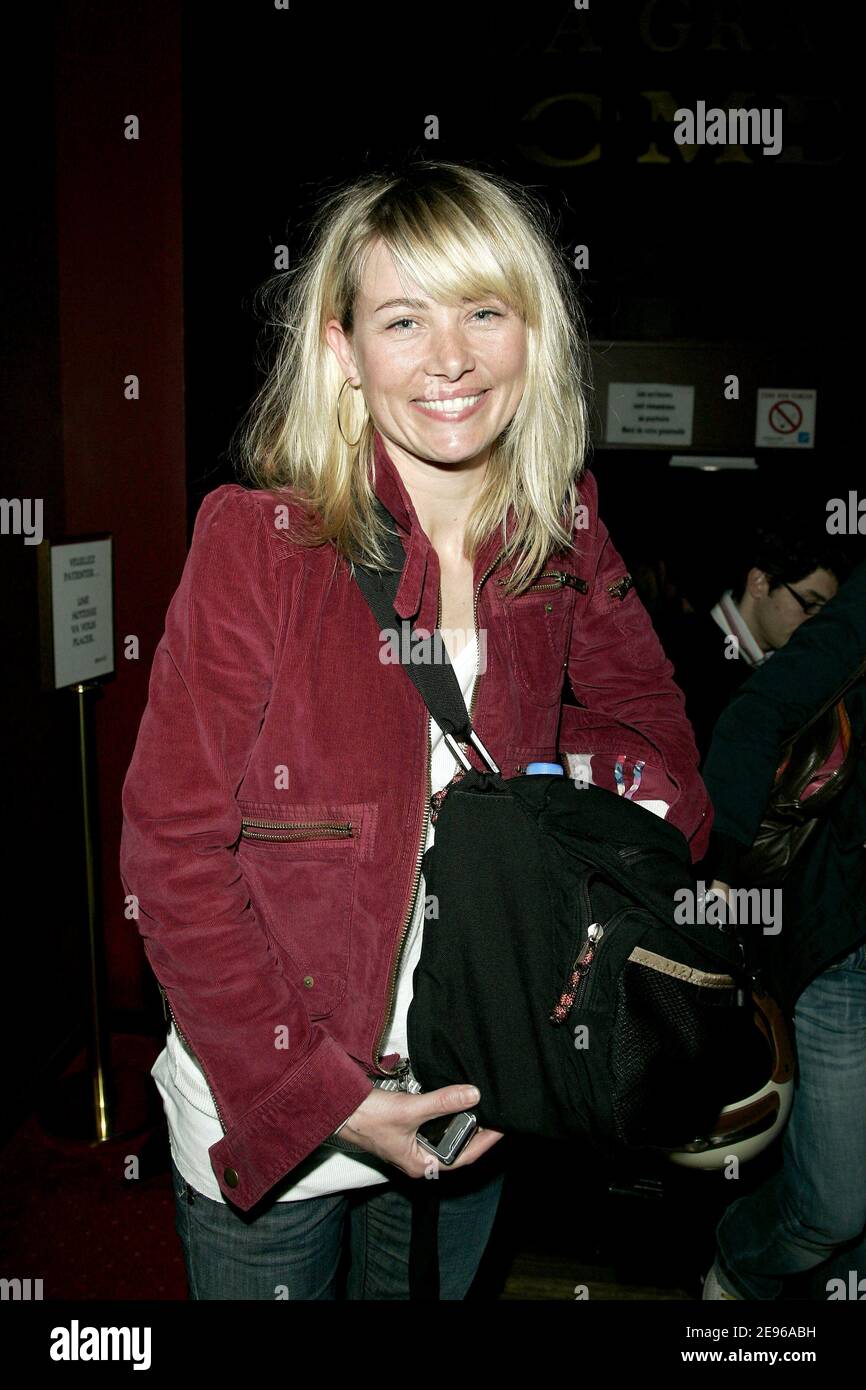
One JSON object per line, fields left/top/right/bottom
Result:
{"left": 236, "top": 800, "right": 376, "bottom": 1018}
{"left": 500, "top": 574, "right": 579, "bottom": 705}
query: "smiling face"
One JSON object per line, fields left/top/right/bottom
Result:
{"left": 325, "top": 239, "right": 527, "bottom": 471}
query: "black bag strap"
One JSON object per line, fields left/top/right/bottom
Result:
{"left": 354, "top": 498, "right": 470, "bottom": 1302}
{"left": 353, "top": 498, "right": 500, "bottom": 773}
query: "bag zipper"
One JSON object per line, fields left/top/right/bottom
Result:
{"left": 240, "top": 818, "right": 354, "bottom": 842}
{"left": 550, "top": 921, "right": 606, "bottom": 1024}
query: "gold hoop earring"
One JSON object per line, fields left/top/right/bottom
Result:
{"left": 336, "top": 378, "right": 369, "bottom": 449}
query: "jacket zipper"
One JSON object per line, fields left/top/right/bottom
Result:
{"left": 528, "top": 570, "right": 587, "bottom": 593}
{"left": 373, "top": 590, "right": 438, "bottom": 1073}
{"left": 373, "top": 540, "right": 510, "bottom": 1069}
{"left": 496, "top": 569, "right": 588, "bottom": 595}
{"left": 240, "top": 818, "right": 354, "bottom": 842}
{"left": 373, "top": 1056, "right": 418, "bottom": 1092}
{"left": 550, "top": 921, "right": 606, "bottom": 1024}
{"left": 607, "top": 574, "right": 633, "bottom": 601}
{"left": 160, "top": 985, "right": 227, "bottom": 1130}
{"left": 467, "top": 546, "right": 507, "bottom": 732}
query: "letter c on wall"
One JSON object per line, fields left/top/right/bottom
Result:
{"left": 518, "top": 92, "right": 602, "bottom": 167}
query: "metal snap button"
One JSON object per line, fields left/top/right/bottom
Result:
{"left": 303, "top": 975, "right": 315, "bottom": 989}
{"left": 224, "top": 1168, "right": 239, "bottom": 1188}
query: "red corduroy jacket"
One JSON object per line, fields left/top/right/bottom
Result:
{"left": 119, "top": 430, "right": 711, "bottom": 1210}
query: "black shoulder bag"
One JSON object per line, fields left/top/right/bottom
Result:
{"left": 353, "top": 501, "right": 761, "bottom": 1298}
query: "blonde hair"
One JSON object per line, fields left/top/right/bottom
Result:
{"left": 230, "top": 160, "right": 592, "bottom": 594}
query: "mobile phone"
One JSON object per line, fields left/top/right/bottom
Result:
{"left": 415, "top": 1110, "right": 478, "bottom": 1165}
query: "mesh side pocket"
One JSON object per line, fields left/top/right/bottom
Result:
{"left": 609, "top": 951, "right": 742, "bottom": 1148}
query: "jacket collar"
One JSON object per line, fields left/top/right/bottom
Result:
{"left": 710, "top": 589, "right": 770, "bottom": 669}
{"left": 369, "top": 430, "right": 430, "bottom": 620}
{"left": 369, "top": 428, "right": 513, "bottom": 621}
{"left": 370, "top": 428, "right": 416, "bottom": 535}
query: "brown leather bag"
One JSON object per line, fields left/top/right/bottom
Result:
{"left": 737, "top": 656, "right": 866, "bottom": 889}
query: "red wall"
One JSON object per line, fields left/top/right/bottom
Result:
{"left": 55, "top": 0, "right": 187, "bottom": 1012}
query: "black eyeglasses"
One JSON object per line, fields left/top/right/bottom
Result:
{"left": 782, "top": 583, "right": 827, "bottom": 617}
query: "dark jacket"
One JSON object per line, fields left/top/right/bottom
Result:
{"left": 701, "top": 560, "right": 866, "bottom": 1015}
{"left": 660, "top": 609, "right": 754, "bottom": 763}
{"left": 119, "top": 429, "right": 711, "bottom": 1210}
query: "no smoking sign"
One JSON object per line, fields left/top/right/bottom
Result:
{"left": 755, "top": 388, "right": 816, "bottom": 449}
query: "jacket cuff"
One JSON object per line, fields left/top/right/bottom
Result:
{"left": 208, "top": 1032, "right": 375, "bottom": 1210}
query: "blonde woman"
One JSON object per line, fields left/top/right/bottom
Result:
{"left": 120, "top": 160, "right": 710, "bottom": 1300}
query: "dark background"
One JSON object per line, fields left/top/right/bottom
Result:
{"left": 0, "top": 0, "right": 857, "bottom": 1289}
{"left": 182, "top": 0, "right": 859, "bottom": 607}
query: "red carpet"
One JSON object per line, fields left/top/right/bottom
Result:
{"left": 0, "top": 1034, "right": 188, "bottom": 1300}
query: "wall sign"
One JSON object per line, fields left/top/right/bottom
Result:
{"left": 38, "top": 535, "right": 115, "bottom": 690}
{"left": 606, "top": 383, "right": 695, "bottom": 446}
{"left": 755, "top": 388, "right": 816, "bottom": 448}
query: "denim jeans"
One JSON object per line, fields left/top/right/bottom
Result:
{"left": 716, "top": 941, "right": 866, "bottom": 1300}
{"left": 170, "top": 1149, "right": 506, "bottom": 1300}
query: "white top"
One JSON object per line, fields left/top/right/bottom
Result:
{"left": 152, "top": 633, "right": 479, "bottom": 1202}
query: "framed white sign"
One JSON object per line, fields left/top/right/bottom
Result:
{"left": 606, "top": 382, "right": 695, "bottom": 446}
{"left": 38, "top": 535, "right": 115, "bottom": 690}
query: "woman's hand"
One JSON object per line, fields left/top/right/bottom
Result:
{"left": 337, "top": 1083, "right": 504, "bottom": 1177}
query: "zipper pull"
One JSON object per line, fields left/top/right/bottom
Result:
{"left": 558, "top": 572, "right": 588, "bottom": 593}
{"left": 607, "top": 574, "right": 633, "bottom": 601}
{"left": 549, "top": 923, "right": 605, "bottom": 1024}
{"left": 393, "top": 1057, "right": 412, "bottom": 1092}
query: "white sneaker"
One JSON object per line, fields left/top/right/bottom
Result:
{"left": 702, "top": 1259, "right": 742, "bottom": 1300}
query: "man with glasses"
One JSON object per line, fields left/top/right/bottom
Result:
{"left": 666, "top": 524, "right": 844, "bottom": 762}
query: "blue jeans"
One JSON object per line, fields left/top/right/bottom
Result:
{"left": 170, "top": 1150, "right": 505, "bottom": 1300}
{"left": 716, "top": 941, "right": 866, "bottom": 1300}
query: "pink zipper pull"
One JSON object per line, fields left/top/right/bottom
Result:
{"left": 549, "top": 923, "right": 605, "bottom": 1024}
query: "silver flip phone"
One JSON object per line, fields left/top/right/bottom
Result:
{"left": 416, "top": 1110, "right": 478, "bottom": 1165}
{"left": 375, "top": 1060, "right": 478, "bottom": 1164}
